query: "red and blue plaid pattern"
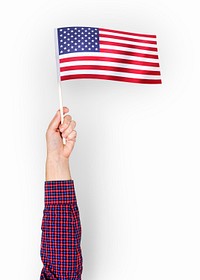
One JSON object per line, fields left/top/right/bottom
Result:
{"left": 40, "top": 180, "right": 83, "bottom": 279}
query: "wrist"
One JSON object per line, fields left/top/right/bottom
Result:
{"left": 45, "top": 155, "right": 72, "bottom": 181}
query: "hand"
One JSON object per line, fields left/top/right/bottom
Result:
{"left": 46, "top": 107, "right": 77, "bottom": 159}
{"left": 45, "top": 107, "right": 77, "bottom": 181}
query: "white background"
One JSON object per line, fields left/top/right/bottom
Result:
{"left": 0, "top": 0, "right": 200, "bottom": 279}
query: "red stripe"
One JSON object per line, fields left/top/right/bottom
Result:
{"left": 100, "top": 33, "right": 157, "bottom": 45}
{"left": 60, "top": 65, "right": 161, "bottom": 76}
{"left": 59, "top": 56, "right": 160, "bottom": 67}
{"left": 60, "top": 74, "right": 162, "bottom": 84}
{"left": 99, "top": 28, "right": 157, "bottom": 39}
{"left": 100, "top": 40, "right": 158, "bottom": 52}
{"left": 100, "top": 48, "right": 158, "bottom": 59}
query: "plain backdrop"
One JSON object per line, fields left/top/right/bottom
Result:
{"left": 0, "top": 0, "right": 200, "bottom": 279}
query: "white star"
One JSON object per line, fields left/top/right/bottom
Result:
{"left": 82, "top": 48, "right": 84, "bottom": 50}
{"left": 64, "top": 36, "right": 66, "bottom": 39}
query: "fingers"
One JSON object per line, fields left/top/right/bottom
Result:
{"left": 64, "top": 130, "right": 77, "bottom": 154}
{"left": 47, "top": 107, "right": 69, "bottom": 132}
{"left": 67, "top": 130, "right": 77, "bottom": 140}
{"left": 48, "top": 108, "right": 77, "bottom": 142}
{"left": 59, "top": 111, "right": 77, "bottom": 141}
{"left": 61, "top": 114, "right": 72, "bottom": 128}
{"left": 60, "top": 120, "right": 77, "bottom": 139}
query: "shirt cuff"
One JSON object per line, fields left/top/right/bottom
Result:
{"left": 44, "top": 180, "right": 77, "bottom": 205}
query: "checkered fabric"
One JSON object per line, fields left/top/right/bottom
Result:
{"left": 40, "top": 180, "right": 83, "bottom": 279}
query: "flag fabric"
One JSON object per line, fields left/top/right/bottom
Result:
{"left": 56, "top": 26, "right": 161, "bottom": 84}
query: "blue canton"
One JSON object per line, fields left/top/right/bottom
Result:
{"left": 57, "top": 26, "right": 100, "bottom": 55}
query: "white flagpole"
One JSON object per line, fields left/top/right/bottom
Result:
{"left": 54, "top": 27, "right": 66, "bottom": 145}
{"left": 58, "top": 81, "right": 66, "bottom": 145}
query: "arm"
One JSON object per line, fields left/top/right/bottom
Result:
{"left": 40, "top": 107, "right": 83, "bottom": 280}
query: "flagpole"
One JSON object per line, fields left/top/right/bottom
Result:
{"left": 54, "top": 27, "right": 66, "bottom": 145}
{"left": 58, "top": 81, "right": 66, "bottom": 145}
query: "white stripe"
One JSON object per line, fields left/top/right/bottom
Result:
{"left": 99, "top": 30, "right": 157, "bottom": 42}
{"left": 100, "top": 43, "right": 158, "bottom": 55}
{"left": 60, "top": 60, "right": 160, "bottom": 71}
{"left": 100, "top": 35, "right": 156, "bottom": 48}
{"left": 60, "top": 69, "right": 161, "bottom": 80}
{"left": 59, "top": 52, "right": 159, "bottom": 63}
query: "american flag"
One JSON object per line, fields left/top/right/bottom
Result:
{"left": 56, "top": 26, "right": 161, "bottom": 84}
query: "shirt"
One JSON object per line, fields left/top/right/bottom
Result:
{"left": 40, "top": 180, "right": 83, "bottom": 280}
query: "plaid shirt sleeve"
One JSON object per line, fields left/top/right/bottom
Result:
{"left": 40, "top": 180, "right": 83, "bottom": 280}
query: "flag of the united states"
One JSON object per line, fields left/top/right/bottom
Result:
{"left": 56, "top": 26, "right": 161, "bottom": 84}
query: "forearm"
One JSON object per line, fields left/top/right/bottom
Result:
{"left": 45, "top": 156, "right": 72, "bottom": 181}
